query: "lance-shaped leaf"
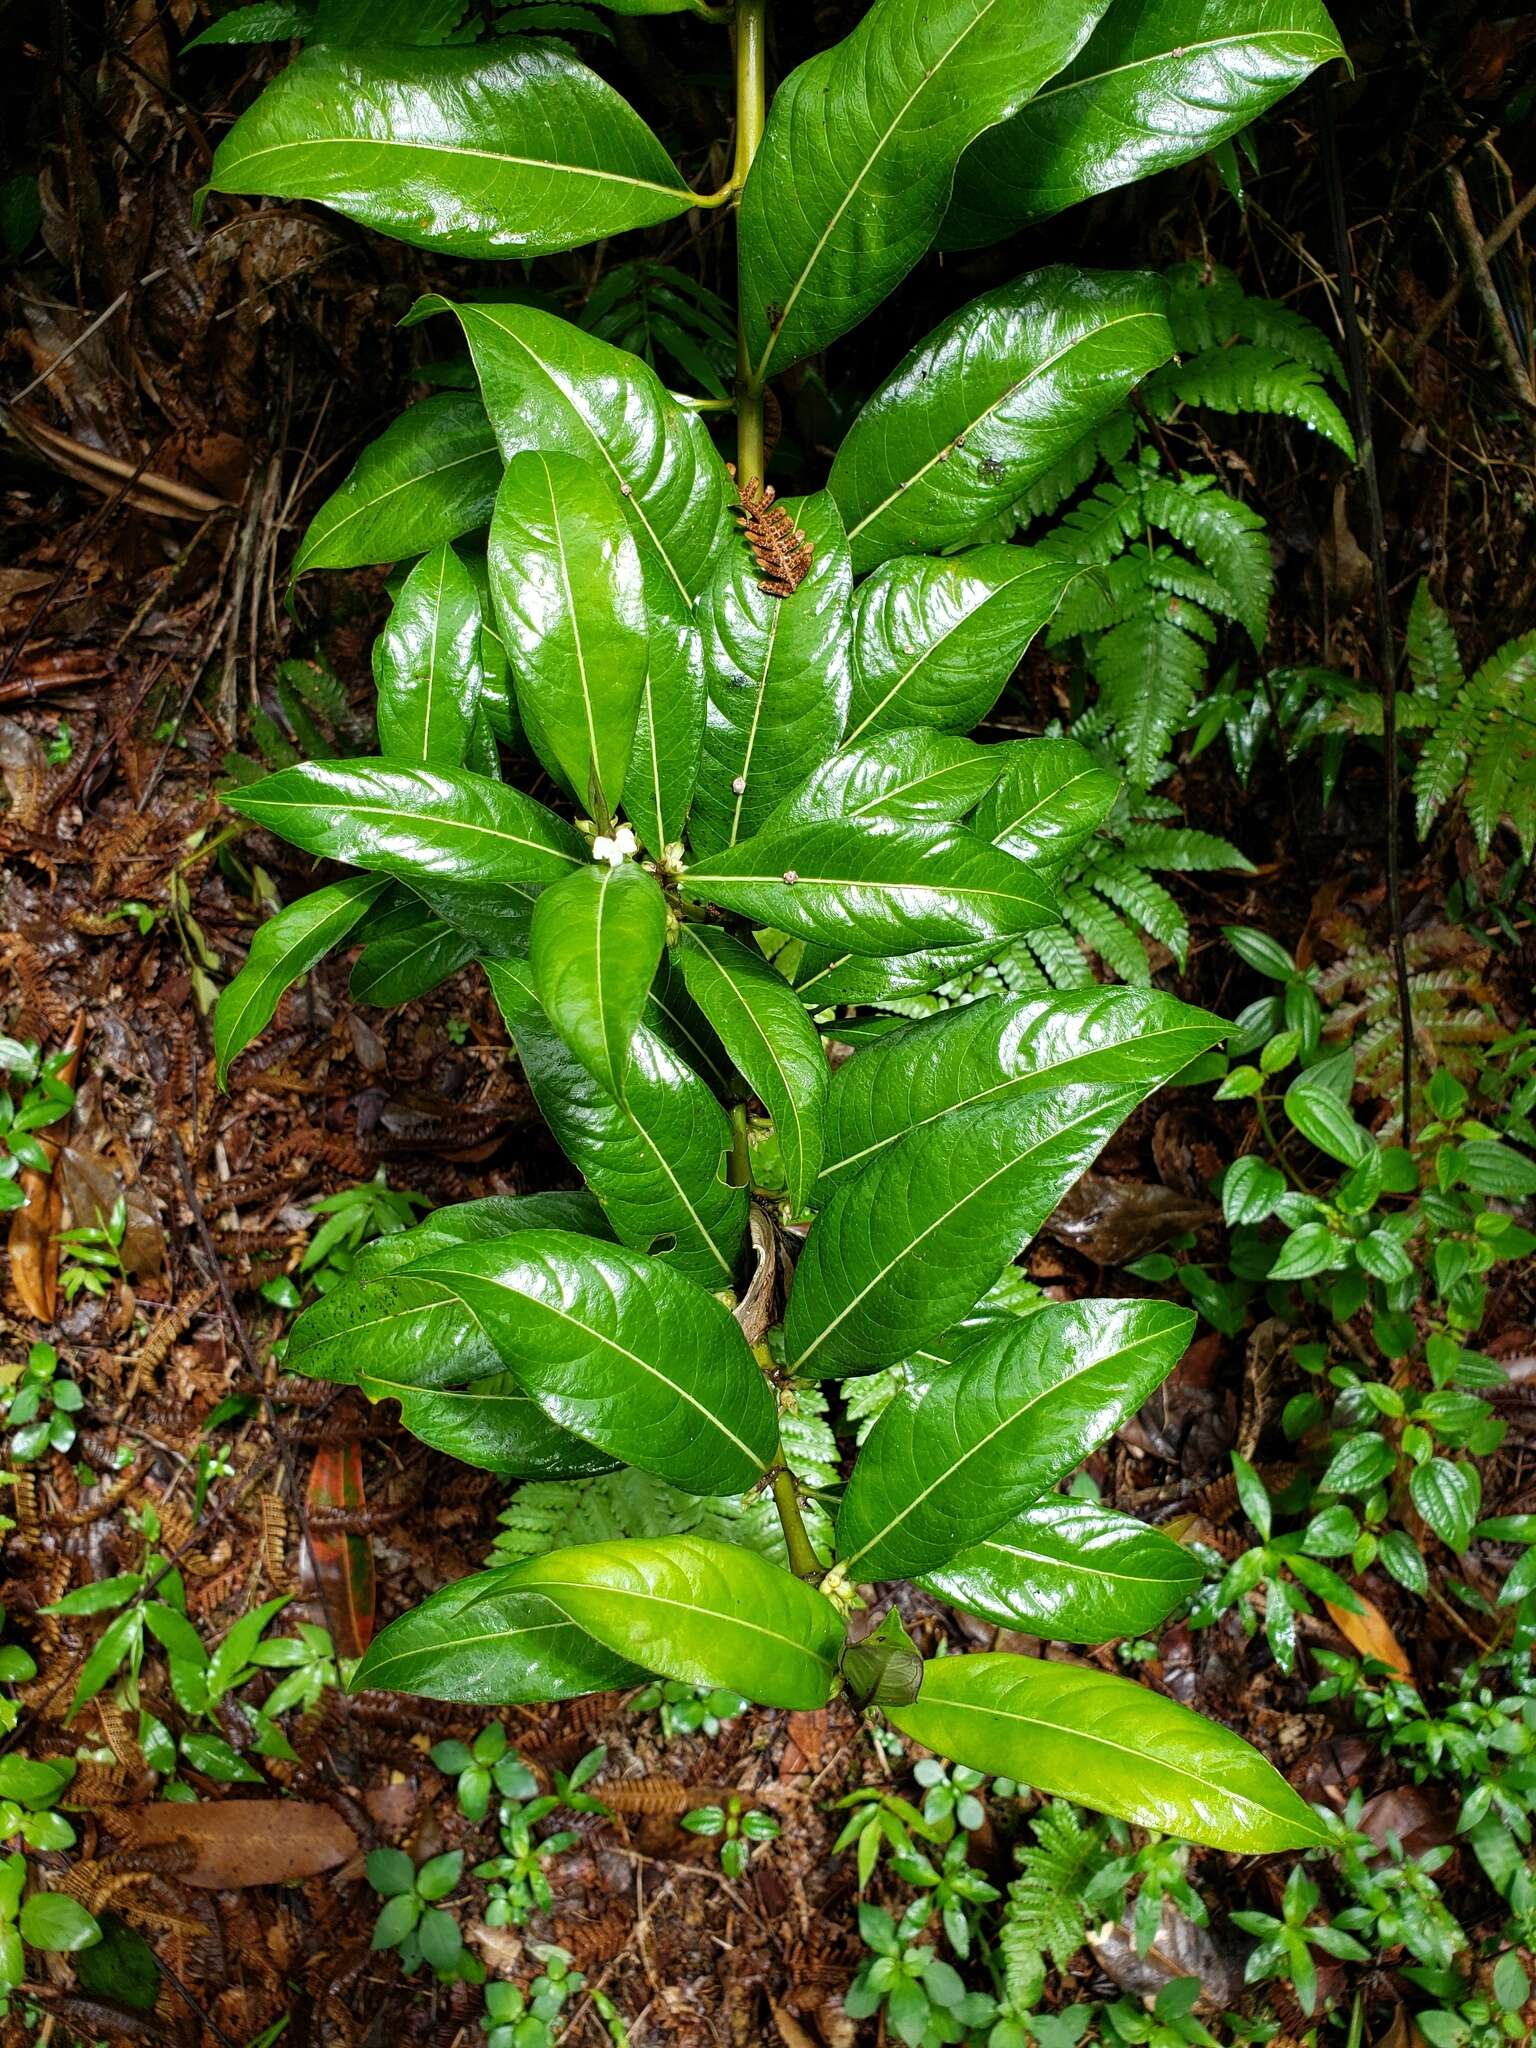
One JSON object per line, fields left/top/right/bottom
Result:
{"left": 767, "top": 730, "right": 1001, "bottom": 830}
{"left": 822, "top": 988, "right": 1225, "bottom": 1188}
{"left": 206, "top": 42, "right": 694, "bottom": 259}
{"left": 287, "top": 1189, "right": 613, "bottom": 1388}
{"left": 793, "top": 939, "right": 997, "bottom": 1010}
{"left": 306, "top": 1443, "right": 375, "bottom": 1656}
{"left": 834, "top": 1299, "right": 1192, "bottom": 1580}
{"left": 407, "top": 1232, "right": 776, "bottom": 1494}
{"left": 683, "top": 817, "right": 1056, "bottom": 958}
{"left": 215, "top": 875, "right": 389, "bottom": 1085}
{"left": 226, "top": 759, "right": 584, "bottom": 889}
{"left": 410, "top": 877, "right": 539, "bottom": 958}
{"left": 972, "top": 737, "right": 1120, "bottom": 867}
{"left": 829, "top": 268, "right": 1173, "bottom": 573}
{"left": 486, "top": 959, "right": 747, "bottom": 1288}
{"left": 737, "top": 0, "right": 1108, "bottom": 382}
{"left": 530, "top": 863, "right": 667, "bottom": 1098}
{"left": 489, "top": 450, "right": 648, "bottom": 822}
{"left": 943, "top": 0, "right": 1345, "bottom": 247}
{"left": 351, "top": 918, "right": 477, "bottom": 1007}
{"left": 409, "top": 298, "right": 729, "bottom": 610}
{"left": 690, "top": 491, "right": 853, "bottom": 853}
{"left": 366, "top": 1374, "right": 619, "bottom": 1480}
{"left": 627, "top": 617, "right": 706, "bottom": 857}
{"left": 352, "top": 1573, "right": 643, "bottom": 1704}
{"left": 496, "top": 1537, "right": 845, "bottom": 1709}
{"left": 373, "top": 543, "right": 484, "bottom": 768}
{"left": 675, "top": 926, "right": 829, "bottom": 1213}
{"left": 292, "top": 393, "right": 501, "bottom": 578}
{"left": 846, "top": 549, "right": 1079, "bottom": 742}
{"left": 888, "top": 1652, "right": 1329, "bottom": 1851}
{"left": 918, "top": 1497, "right": 1202, "bottom": 1643}
{"left": 784, "top": 1083, "right": 1141, "bottom": 1377}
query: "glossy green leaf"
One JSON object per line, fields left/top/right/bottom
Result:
{"left": 828, "top": 267, "right": 1173, "bottom": 573}
{"left": 846, "top": 549, "right": 1079, "bottom": 742}
{"left": 919, "top": 1497, "right": 1202, "bottom": 1642}
{"left": 683, "top": 817, "right": 1056, "bottom": 958}
{"left": 373, "top": 543, "right": 484, "bottom": 768}
{"left": 785, "top": 1082, "right": 1143, "bottom": 1376}
{"left": 627, "top": 618, "right": 707, "bottom": 857}
{"left": 497, "top": 1537, "right": 845, "bottom": 1709}
{"left": 943, "top": 0, "right": 1345, "bottom": 246}
{"left": 207, "top": 42, "right": 693, "bottom": 259}
{"left": 410, "top": 298, "right": 729, "bottom": 611}
{"left": 835, "top": 1299, "right": 1191, "bottom": 1579}
{"left": 215, "top": 875, "right": 389, "bottom": 1086}
{"left": 350, "top": 916, "right": 477, "bottom": 1006}
{"left": 352, "top": 1572, "right": 644, "bottom": 1703}
{"left": 485, "top": 958, "right": 747, "bottom": 1288}
{"left": 1283, "top": 1072, "right": 1373, "bottom": 1166}
{"left": 363, "top": 1375, "right": 619, "bottom": 1479}
{"left": 530, "top": 862, "right": 667, "bottom": 1098}
{"left": 226, "top": 759, "right": 585, "bottom": 891}
{"left": 675, "top": 925, "right": 829, "bottom": 1212}
{"left": 821, "top": 988, "right": 1224, "bottom": 1189}
{"left": 793, "top": 939, "right": 998, "bottom": 1011}
{"left": 691, "top": 491, "right": 853, "bottom": 853}
{"left": 888, "top": 1652, "right": 1328, "bottom": 1850}
{"left": 489, "top": 450, "right": 648, "bottom": 821}
{"left": 972, "top": 738, "right": 1121, "bottom": 867}
{"left": 292, "top": 393, "right": 501, "bottom": 577}
{"left": 738, "top": 0, "right": 1109, "bottom": 381}
{"left": 1410, "top": 1457, "right": 1481, "bottom": 1553}
{"left": 767, "top": 730, "right": 1001, "bottom": 830}
{"left": 288, "top": 1190, "right": 612, "bottom": 1388}
{"left": 407, "top": 1231, "right": 776, "bottom": 1492}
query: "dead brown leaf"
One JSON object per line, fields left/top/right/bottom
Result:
{"left": 116, "top": 1801, "right": 358, "bottom": 1887}
{"left": 1325, "top": 1591, "right": 1415, "bottom": 1682}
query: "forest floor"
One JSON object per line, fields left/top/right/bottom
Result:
{"left": 3, "top": 5, "right": 1536, "bottom": 2047}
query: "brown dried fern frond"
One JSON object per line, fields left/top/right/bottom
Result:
{"left": 729, "top": 467, "right": 813, "bottom": 598}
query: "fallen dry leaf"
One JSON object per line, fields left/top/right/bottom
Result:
{"left": 117, "top": 1800, "right": 357, "bottom": 1886}
{"left": 1325, "top": 1591, "right": 1415, "bottom": 1682}
{"left": 6, "top": 1012, "right": 85, "bottom": 1322}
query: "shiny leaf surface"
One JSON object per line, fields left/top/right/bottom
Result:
{"left": 292, "top": 393, "right": 501, "bottom": 577}
{"left": 352, "top": 1574, "right": 643, "bottom": 1704}
{"left": 497, "top": 1537, "right": 845, "bottom": 1708}
{"left": 208, "top": 42, "right": 693, "bottom": 259}
{"left": 944, "top": 0, "right": 1345, "bottom": 245}
{"left": 784, "top": 1084, "right": 1142, "bottom": 1376}
{"left": 531, "top": 862, "right": 667, "bottom": 1098}
{"left": 889, "top": 1652, "right": 1329, "bottom": 1850}
{"left": 373, "top": 543, "right": 484, "bottom": 768}
{"left": 835, "top": 1299, "right": 1192, "bottom": 1579}
{"left": 738, "top": 0, "right": 1108, "bottom": 380}
{"left": 215, "top": 876, "right": 389, "bottom": 1086}
{"left": 918, "top": 1497, "right": 1202, "bottom": 1642}
{"left": 767, "top": 730, "right": 1001, "bottom": 829}
{"left": 972, "top": 736, "right": 1121, "bottom": 868}
{"left": 829, "top": 267, "right": 1173, "bottom": 573}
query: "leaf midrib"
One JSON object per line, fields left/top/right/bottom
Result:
{"left": 220, "top": 133, "right": 687, "bottom": 206}
{"left": 531, "top": 1575, "right": 830, "bottom": 1674}
{"left": 297, "top": 436, "right": 495, "bottom": 570}
{"left": 239, "top": 791, "right": 579, "bottom": 868}
{"left": 1019, "top": 30, "right": 1341, "bottom": 115}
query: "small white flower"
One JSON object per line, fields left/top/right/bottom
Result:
{"left": 591, "top": 824, "right": 639, "bottom": 867}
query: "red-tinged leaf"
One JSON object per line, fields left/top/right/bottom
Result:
{"left": 306, "top": 1441, "right": 376, "bottom": 1656}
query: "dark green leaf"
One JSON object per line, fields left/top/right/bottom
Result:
{"left": 835, "top": 1299, "right": 1191, "bottom": 1579}
{"left": 489, "top": 449, "right": 647, "bottom": 820}
{"left": 214, "top": 875, "right": 389, "bottom": 1086}
{"left": 943, "top": 0, "right": 1344, "bottom": 245}
{"left": 407, "top": 1231, "right": 777, "bottom": 1492}
{"left": 821, "top": 989, "right": 1223, "bottom": 1191}
{"left": 531, "top": 863, "right": 667, "bottom": 1097}
{"left": 829, "top": 267, "right": 1173, "bottom": 573}
{"left": 351, "top": 1573, "right": 644, "bottom": 1703}
{"left": 683, "top": 817, "right": 1056, "bottom": 957}
{"left": 226, "top": 759, "right": 584, "bottom": 889}
{"left": 971, "top": 738, "right": 1120, "bottom": 867}
{"left": 1410, "top": 1458, "right": 1480, "bottom": 1553}
{"left": 497, "top": 1537, "right": 845, "bottom": 1709}
{"left": 292, "top": 393, "right": 501, "bottom": 577}
{"left": 738, "top": 0, "right": 1110, "bottom": 380}
{"left": 845, "top": 550, "right": 1079, "bottom": 740}
{"left": 691, "top": 492, "right": 853, "bottom": 853}
{"left": 374, "top": 543, "right": 485, "bottom": 769}
{"left": 785, "top": 1083, "right": 1143, "bottom": 1376}
{"left": 888, "top": 1652, "right": 1328, "bottom": 1850}
{"left": 674, "top": 925, "right": 829, "bottom": 1212}
{"left": 351, "top": 917, "right": 477, "bottom": 1005}
{"left": 767, "top": 730, "right": 1001, "bottom": 830}
{"left": 919, "top": 1497, "right": 1201, "bottom": 1642}
{"left": 207, "top": 42, "right": 693, "bottom": 258}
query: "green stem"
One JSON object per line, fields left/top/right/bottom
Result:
{"left": 771, "top": 1462, "right": 822, "bottom": 1580}
{"left": 733, "top": 0, "right": 768, "bottom": 485}
{"left": 728, "top": 1100, "right": 751, "bottom": 1187}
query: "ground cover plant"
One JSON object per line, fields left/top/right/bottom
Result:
{"left": 2, "top": 0, "right": 1535, "bottom": 2042}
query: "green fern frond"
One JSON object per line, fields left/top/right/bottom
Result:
{"left": 1140, "top": 473, "right": 1272, "bottom": 645}
{"left": 1021, "top": 922, "right": 1094, "bottom": 989}
{"left": 1089, "top": 608, "right": 1210, "bottom": 787}
{"left": 1062, "top": 881, "right": 1154, "bottom": 985}
{"left": 1145, "top": 344, "right": 1356, "bottom": 458}
{"left": 1086, "top": 857, "right": 1190, "bottom": 968}
{"left": 1114, "top": 822, "right": 1256, "bottom": 873}
{"left": 1014, "top": 412, "right": 1136, "bottom": 523}
{"left": 999, "top": 1802, "right": 1109, "bottom": 2012}
{"left": 1164, "top": 262, "right": 1346, "bottom": 385}
{"left": 1405, "top": 580, "right": 1466, "bottom": 699}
